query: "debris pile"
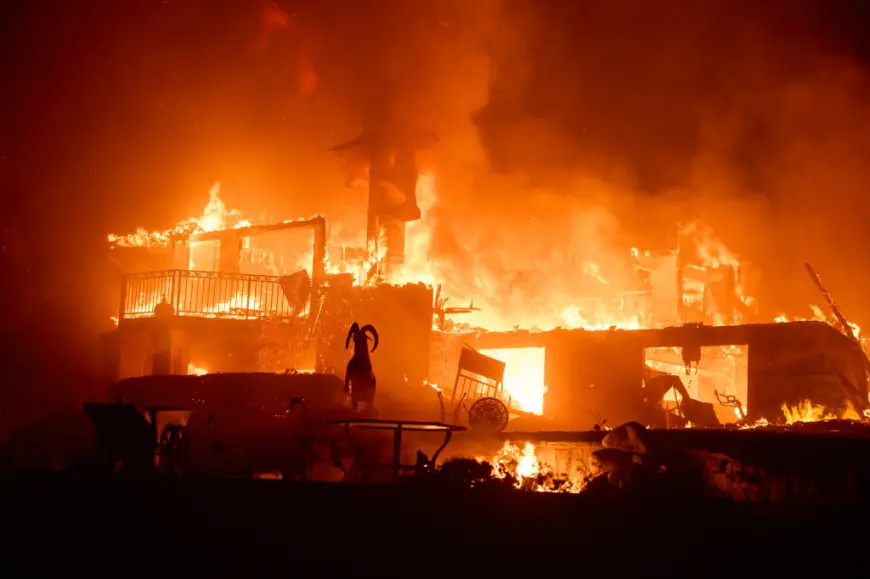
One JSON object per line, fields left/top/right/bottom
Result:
{"left": 484, "top": 441, "right": 588, "bottom": 493}
{"left": 442, "top": 422, "right": 707, "bottom": 496}
{"left": 433, "top": 441, "right": 589, "bottom": 493}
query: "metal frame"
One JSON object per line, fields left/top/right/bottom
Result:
{"left": 329, "top": 419, "right": 467, "bottom": 483}
{"left": 119, "top": 269, "right": 308, "bottom": 321}
{"left": 450, "top": 346, "right": 511, "bottom": 411}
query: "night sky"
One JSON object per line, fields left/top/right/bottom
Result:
{"left": 1, "top": 0, "right": 869, "bottom": 429}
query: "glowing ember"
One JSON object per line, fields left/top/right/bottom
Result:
{"left": 734, "top": 400, "right": 865, "bottom": 428}
{"left": 187, "top": 363, "right": 208, "bottom": 376}
{"left": 780, "top": 400, "right": 862, "bottom": 424}
{"left": 479, "top": 441, "right": 587, "bottom": 493}
{"left": 423, "top": 380, "right": 441, "bottom": 392}
{"left": 202, "top": 290, "right": 263, "bottom": 317}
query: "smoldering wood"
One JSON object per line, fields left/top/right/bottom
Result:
{"left": 483, "top": 424, "right": 870, "bottom": 502}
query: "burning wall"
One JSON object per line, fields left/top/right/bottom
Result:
{"left": 106, "top": 176, "right": 864, "bottom": 422}
{"left": 107, "top": 317, "right": 313, "bottom": 380}
{"left": 109, "top": 177, "right": 758, "bottom": 328}
{"left": 453, "top": 321, "right": 866, "bottom": 427}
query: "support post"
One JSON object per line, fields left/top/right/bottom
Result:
{"left": 118, "top": 275, "right": 128, "bottom": 321}
{"left": 392, "top": 424, "right": 403, "bottom": 483}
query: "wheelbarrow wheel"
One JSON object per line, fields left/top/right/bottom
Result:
{"left": 156, "top": 425, "right": 187, "bottom": 476}
{"left": 468, "top": 397, "right": 510, "bottom": 433}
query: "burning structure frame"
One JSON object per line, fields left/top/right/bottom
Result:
{"left": 103, "top": 166, "right": 869, "bottom": 430}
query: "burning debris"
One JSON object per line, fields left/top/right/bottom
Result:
{"left": 428, "top": 440, "right": 589, "bottom": 493}
{"left": 107, "top": 176, "right": 771, "bottom": 330}
{"left": 108, "top": 183, "right": 251, "bottom": 248}
{"left": 104, "top": 154, "right": 870, "bottom": 429}
{"left": 781, "top": 400, "right": 862, "bottom": 425}
{"left": 107, "top": 176, "right": 861, "bottom": 340}
{"left": 453, "top": 415, "right": 870, "bottom": 502}
{"left": 187, "top": 363, "right": 207, "bottom": 376}
{"left": 483, "top": 441, "right": 588, "bottom": 493}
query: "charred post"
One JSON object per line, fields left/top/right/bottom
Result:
{"left": 330, "top": 129, "right": 438, "bottom": 273}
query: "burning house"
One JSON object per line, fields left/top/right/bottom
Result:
{"left": 103, "top": 144, "right": 868, "bottom": 429}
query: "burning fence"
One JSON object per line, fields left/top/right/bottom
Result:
{"left": 105, "top": 174, "right": 868, "bottom": 425}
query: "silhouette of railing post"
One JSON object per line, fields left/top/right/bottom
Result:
{"left": 172, "top": 270, "right": 181, "bottom": 310}
{"left": 118, "top": 275, "right": 128, "bottom": 320}
{"left": 245, "top": 275, "right": 252, "bottom": 320}
{"left": 120, "top": 270, "right": 303, "bottom": 321}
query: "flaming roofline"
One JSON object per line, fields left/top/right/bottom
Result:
{"left": 458, "top": 320, "right": 852, "bottom": 350}
{"left": 107, "top": 213, "right": 327, "bottom": 250}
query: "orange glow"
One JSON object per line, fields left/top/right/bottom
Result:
{"left": 187, "top": 363, "right": 208, "bottom": 376}
{"left": 110, "top": 174, "right": 864, "bottom": 416}
{"left": 645, "top": 345, "right": 748, "bottom": 420}
{"left": 108, "top": 182, "right": 251, "bottom": 248}
{"left": 781, "top": 400, "right": 862, "bottom": 424}
{"left": 775, "top": 305, "right": 863, "bottom": 341}
{"left": 732, "top": 400, "right": 865, "bottom": 429}
{"left": 479, "top": 441, "right": 586, "bottom": 493}
{"left": 478, "top": 348, "right": 547, "bottom": 415}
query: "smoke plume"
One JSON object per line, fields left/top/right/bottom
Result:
{"left": 85, "top": 0, "right": 870, "bottom": 325}
{"left": 300, "top": 0, "right": 870, "bottom": 324}
{"left": 5, "top": 0, "right": 870, "bottom": 425}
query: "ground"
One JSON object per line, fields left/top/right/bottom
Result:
{"left": 2, "top": 473, "right": 867, "bottom": 577}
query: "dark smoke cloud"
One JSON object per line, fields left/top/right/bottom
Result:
{"left": 413, "top": 0, "right": 870, "bottom": 323}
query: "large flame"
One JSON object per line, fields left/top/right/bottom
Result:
{"left": 108, "top": 182, "right": 251, "bottom": 247}
{"left": 780, "top": 400, "right": 863, "bottom": 425}
{"left": 109, "top": 175, "right": 864, "bottom": 416}
{"left": 477, "top": 441, "right": 587, "bottom": 493}
{"left": 775, "top": 305, "right": 862, "bottom": 341}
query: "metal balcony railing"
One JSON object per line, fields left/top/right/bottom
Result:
{"left": 119, "top": 270, "right": 308, "bottom": 321}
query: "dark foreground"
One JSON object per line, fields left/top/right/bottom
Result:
{"left": 1, "top": 473, "right": 867, "bottom": 578}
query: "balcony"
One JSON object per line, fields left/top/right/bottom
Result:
{"left": 119, "top": 270, "right": 311, "bottom": 321}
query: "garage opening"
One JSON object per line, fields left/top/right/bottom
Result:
{"left": 478, "top": 347, "right": 547, "bottom": 415}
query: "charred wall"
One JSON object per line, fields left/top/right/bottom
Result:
{"left": 105, "top": 317, "right": 314, "bottom": 380}
{"left": 459, "top": 321, "right": 864, "bottom": 427}
{"left": 545, "top": 332, "right": 646, "bottom": 428}
{"left": 429, "top": 329, "right": 466, "bottom": 390}
{"left": 744, "top": 323, "right": 867, "bottom": 420}
{"left": 316, "top": 280, "right": 433, "bottom": 392}
{"left": 459, "top": 329, "right": 647, "bottom": 428}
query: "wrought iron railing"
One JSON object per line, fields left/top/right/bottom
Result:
{"left": 120, "top": 270, "right": 308, "bottom": 321}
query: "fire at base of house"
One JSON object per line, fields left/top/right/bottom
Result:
{"left": 103, "top": 178, "right": 869, "bottom": 429}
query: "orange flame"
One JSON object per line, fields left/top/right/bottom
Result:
{"left": 478, "top": 441, "right": 587, "bottom": 493}
{"left": 107, "top": 183, "right": 250, "bottom": 248}
{"left": 110, "top": 176, "right": 861, "bottom": 416}
{"left": 187, "top": 363, "right": 208, "bottom": 376}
